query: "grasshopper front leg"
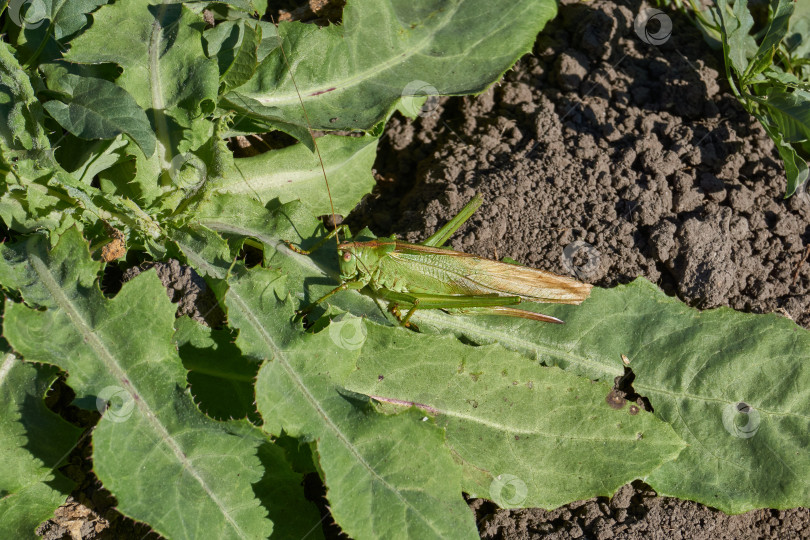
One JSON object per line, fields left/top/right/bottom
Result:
{"left": 286, "top": 224, "right": 352, "bottom": 255}
{"left": 294, "top": 279, "right": 366, "bottom": 321}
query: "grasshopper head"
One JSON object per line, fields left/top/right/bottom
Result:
{"left": 337, "top": 242, "right": 361, "bottom": 281}
{"left": 338, "top": 240, "right": 387, "bottom": 284}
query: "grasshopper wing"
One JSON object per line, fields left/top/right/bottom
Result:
{"left": 389, "top": 242, "right": 592, "bottom": 304}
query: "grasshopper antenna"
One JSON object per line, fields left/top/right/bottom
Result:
{"left": 271, "top": 15, "right": 340, "bottom": 245}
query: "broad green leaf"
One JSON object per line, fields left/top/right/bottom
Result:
{"left": 224, "top": 0, "right": 558, "bottom": 131}
{"left": 8, "top": 0, "right": 106, "bottom": 40}
{"left": 43, "top": 74, "right": 156, "bottom": 156}
{"left": 785, "top": 0, "right": 810, "bottom": 59}
{"left": 168, "top": 223, "right": 233, "bottom": 279}
{"left": 756, "top": 110, "right": 810, "bottom": 196}
{"left": 429, "top": 280, "right": 810, "bottom": 515}
{"left": 205, "top": 19, "right": 262, "bottom": 90}
{"left": 0, "top": 352, "right": 81, "bottom": 538}
{"left": 128, "top": 318, "right": 324, "bottom": 539}
{"left": 716, "top": 0, "right": 757, "bottom": 79}
{"left": 227, "top": 265, "right": 480, "bottom": 539}
{"left": 0, "top": 41, "right": 49, "bottom": 152}
{"left": 745, "top": 0, "right": 794, "bottom": 78}
{"left": 65, "top": 0, "right": 219, "bottom": 161}
{"left": 67, "top": 135, "right": 131, "bottom": 185}
{"left": 761, "top": 66, "right": 806, "bottom": 87}
{"left": 254, "top": 20, "right": 280, "bottom": 62}
{"left": 211, "top": 135, "right": 378, "bottom": 217}
{"left": 0, "top": 229, "right": 274, "bottom": 539}
{"left": 776, "top": 135, "right": 810, "bottom": 195}
{"left": 343, "top": 323, "right": 686, "bottom": 510}
{"left": 195, "top": 197, "right": 387, "bottom": 322}
{"left": 762, "top": 88, "right": 810, "bottom": 144}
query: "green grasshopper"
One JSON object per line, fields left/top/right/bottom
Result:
{"left": 288, "top": 194, "right": 592, "bottom": 327}
{"left": 274, "top": 21, "right": 591, "bottom": 327}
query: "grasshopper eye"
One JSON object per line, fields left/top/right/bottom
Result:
{"left": 342, "top": 251, "right": 352, "bottom": 262}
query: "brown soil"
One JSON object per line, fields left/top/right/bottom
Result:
{"left": 349, "top": 0, "right": 810, "bottom": 538}
{"left": 471, "top": 482, "right": 810, "bottom": 540}
{"left": 354, "top": 0, "right": 810, "bottom": 323}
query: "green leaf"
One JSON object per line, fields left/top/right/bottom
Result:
{"left": 0, "top": 352, "right": 82, "bottom": 538}
{"left": 43, "top": 74, "right": 156, "bottom": 156}
{"left": 9, "top": 0, "right": 106, "bottom": 40}
{"left": 745, "top": 0, "right": 794, "bottom": 78}
{"left": 194, "top": 195, "right": 385, "bottom": 318}
{"left": 441, "top": 279, "right": 809, "bottom": 515}
{"left": 168, "top": 223, "right": 233, "bottom": 280}
{"left": 0, "top": 41, "right": 169, "bottom": 243}
{"left": 0, "top": 41, "right": 49, "bottom": 152}
{"left": 211, "top": 135, "right": 378, "bottom": 217}
{"left": 205, "top": 19, "right": 262, "bottom": 90}
{"left": 762, "top": 88, "right": 810, "bottom": 144}
{"left": 0, "top": 42, "right": 80, "bottom": 235}
{"left": 343, "top": 323, "right": 686, "bottom": 509}
{"left": 754, "top": 92, "right": 810, "bottom": 195}
{"left": 710, "top": 0, "right": 810, "bottom": 196}
{"left": 773, "top": 131, "right": 810, "bottom": 195}
{"left": 226, "top": 265, "right": 480, "bottom": 539}
{"left": 67, "top": 135, "right": 131, "bottom": 185}
{"left": 716, "top": 0, "right": 757, "bottom": 79}
{"left": 0, "top": 229, "right": 274, "bottom": 539}
{"left": 785, "top": 0, "right": 810, "bottom": 59}
{"left": 65, "top": 0, "right": 219, "bottom": 155}
{"left": 224, "top": 0, "right": 558, "bottom": 131}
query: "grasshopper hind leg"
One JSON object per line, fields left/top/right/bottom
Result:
{"left": 376, "top": 290, "right": 565, "bottom": 327}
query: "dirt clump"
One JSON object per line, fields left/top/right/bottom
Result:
{"left": 472, "top": 483, "right": 810, "bottom": 540}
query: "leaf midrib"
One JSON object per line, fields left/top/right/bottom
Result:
{"left": 28, "top": 253, "right": 250, "bottom": 538}
{"left": 229, "top": 287, "right": 444, "bottom": 536}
